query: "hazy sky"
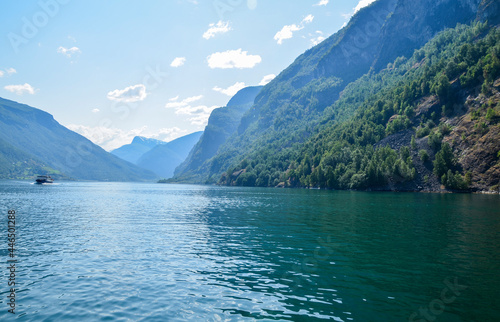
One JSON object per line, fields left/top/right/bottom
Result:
{"left": 0, "top": 0, "right": 375, "bottom": 150}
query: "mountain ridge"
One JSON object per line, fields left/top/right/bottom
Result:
{"left": 137, "top": 131, "right": 203, "bottom": 179}
{"left": 0, "top": 97, "right": 157, "bottom": 181}
{"left": 172, "top": 86, "right": 262, "bottom": 182}
{"left": 172, "top": 0, "right": 500, "bottom": 192}
{"left": 111, "top": 136, "right": 165, "bottom": 164}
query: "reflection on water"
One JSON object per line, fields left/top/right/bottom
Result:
{"left": 0, "top": 181, "right": 499, "bottom": 321}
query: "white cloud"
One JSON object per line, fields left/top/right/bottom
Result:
{"left": 259, "top": 74, "right": 276, "bottom": 86}
{"left": 213, "top": 82, "right": 246, "bottom": 96}
{"left": 170, "top": 57, "right": 186, "bottom": 67}
{"left": 314, "top": 0, "right": 329, "bottom": 6}
{"left": 57, "top": 46, "right": 81, "bottom": 58}
{"left": 275, "top": 25, "right": 302, "bottom": 45}
{"left": 177, "top": 104, "right": 218, "bottom": 126}
{"left": 354, "top": 0, "right": 377, "bottom": 13}
{"left": 203, "top": 21, "right": 231, "bottom": 39}
{"left": 310, "top": 31, "right": 326, "bottom": 46}
{"left": 4, "top": 83, "right": 36, "bottom": 95}
{"left": 0, "top": 68, "right": 17, "bottom": 77}
{"left": 165, "top": 95, "right": 216, "bottom": 126}
{"left": 311, "top": 36, "right": 326, "bottom": 46}
{"left": 207, "top": 49, "right": 261, "bottom": 69}
{"left": 342, "top": 12, "right": 352, "bottom": 20}
{"left": 107, "top": 84, "right": 147, "bottom": 102}
{"left": 302, "top": 14, "right": 314, "bottom": 24}
{"left": 175, "top": 104, "right": 217, "bottom": 116}
{"left": 154, "top": 127, "right": 189, "bottom": 142}
{"left": 188, "top": 112, "right": 215, "bottom": 126}
{"left": 165, "top": 95, "right": 203, "bottom": 109}
{"left": 92, "top": 108, "right": 100, "bottom": 113}
{"left": 169, "top": 95, "right": 179, "bottom": 101}
{"left": 67, "top": 124, "right": 190, "bottom": 151}
{"left": 274, "top": 15, "right": 314, "bottom": 45}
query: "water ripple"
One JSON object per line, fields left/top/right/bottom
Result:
{"left": 0, "top": 182, "right": 499, "bottom": 321}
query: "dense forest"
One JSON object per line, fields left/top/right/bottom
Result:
{"left": 218, "top": 23, "right": 500, "bottom": 191}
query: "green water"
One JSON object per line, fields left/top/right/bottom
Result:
{"left": 0, "top": 181, "right": 499, "bottom": 321}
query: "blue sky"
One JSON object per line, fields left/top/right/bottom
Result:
{"left": 0, "top": 0, "right": 375, "bottom": 150}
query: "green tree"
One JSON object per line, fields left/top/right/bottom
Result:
{"left": 486, "top": 108, "right": 497, "bottom": 121}
{"left": 419, "top": 149, "right": 430, "bottom": 162}
{"left": 410, "top": 135, "right": 417, "bottom": 150}
{"left": 433, "top": 143, "right": 455, "bottom": 178}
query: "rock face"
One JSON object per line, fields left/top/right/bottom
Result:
{"left": 373, "top": 0, "right": 483, "bottom": 71}
{"left": 317, "top": 0, "right": 398, "bottom": 79}
{"left": 477, "top": 0, "right": 500, "bottom": 26}
{"left": 444, "top": 83, "right": 500, "bottom": 191}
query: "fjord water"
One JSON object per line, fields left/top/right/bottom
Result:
{"left": 0, "top": 181, "right": 499, "bottom": 321}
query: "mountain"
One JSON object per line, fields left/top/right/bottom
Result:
{"left": 173, "top": 0, "right": 500, "bottom": 192}
{"left": 0, "top": 97, "right": 157, "bottom": 181}
{"left": 137, "top": 131, "right": 203, "bottom": 178}
{"left": 111, "top": 136, "right": 165, "bottom": 164}
{"left": 371, "top": 0, "right": 484, "bottom": 71}
{"left": 173, "top": 86, "right": 262, "bottom": 182}
{"left": 0, "top": 135, "right": 63, "bottom": 179}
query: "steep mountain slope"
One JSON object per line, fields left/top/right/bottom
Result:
{"left": 221, "top": 22, "right": 500, "bottom": 192}
{"left": 477, "top": 0, "right": 500, "bottom": 25}
{"left": 137, "top": 131, "right": 203, "bottom": 178}
{"left": 173, "top": 86, "right": 262, "bottom": 182}
{"left": 0, "top": 136, "right": 64, "bottom": 179}
{"left": 372, "top": 0, "right": 483, "bottom": 71}
{"left": 111, "top": 136, "right": 165, "bottom": 164}
{"left": 177, "top": 0, "right": 500, "bottom": 192}
{"left": 179, "top": 0, "right": 491, "bottom": 186}
{"left": 0, "top": 98, "right": 157, "bottom": 181}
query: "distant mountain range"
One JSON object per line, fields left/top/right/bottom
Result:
{"left": 136, "top": 131, "right": 203, "bottom": 178}
{"left": 111, "top": 136, "right": 166, "bottom": 164}
{"left": 0, "top": 97, "right": 157, "bottom": 181}
{"left": 110, "top": 132, "right": 203, "bottom": 179}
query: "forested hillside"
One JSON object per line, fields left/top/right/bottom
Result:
{"left": 220, "top": 23, "right": 500, "bottom": 192}
{"left": 169, "top": 0, "right": 500, "bottom": 192}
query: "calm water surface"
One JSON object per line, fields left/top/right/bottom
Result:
{"left": 0, "top": 181, "right": 499, "bottom": 321}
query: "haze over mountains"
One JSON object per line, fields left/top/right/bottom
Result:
{"left": 111, "top": 136, "right": 166, "bottom": 164}
{"left": 133, "top": 131, "right": 202, "bottom": 178}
